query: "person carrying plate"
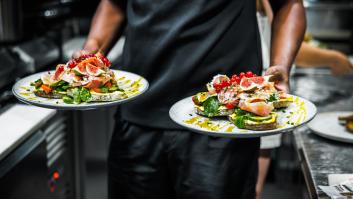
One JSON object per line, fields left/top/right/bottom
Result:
{"left": 74, "top": 0, "right": 305, "bottom": 198}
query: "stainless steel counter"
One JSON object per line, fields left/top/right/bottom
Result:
{"left": 292, "top": 68, "right": 353, "bottom": 199}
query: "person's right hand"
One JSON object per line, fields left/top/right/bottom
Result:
{"left": 72, "top": 39, "right": 100, "bottom": 59}
{"left": 330, "top": 51, "right": 353, "bottom": 76}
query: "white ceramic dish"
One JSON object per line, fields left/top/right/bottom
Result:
{"left": 308, "top": 111, "right": 353, "bottom": 143}
{"left": 169, "top": 95, "right": 317, "bottom": 138}
{"left": 13, "top": 70, "right": 149, "bottom": 110}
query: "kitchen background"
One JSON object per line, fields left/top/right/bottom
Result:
{"left": 0, "top": 0, "right": 352, "bottom": 199}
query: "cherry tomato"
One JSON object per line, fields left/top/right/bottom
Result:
{"left": 225, "top": 103, "right": 235, "bottom": 109}
{"left": 221, "top": 80, "right": 230, "bottom": 88}
{"left": 67, "top": 60, "right": 77, "bottom": 68}
{"left": 98, "top": 54, "right": 111, "bottom": 67}
{"left": 239, "top": 72, "right": 245, "bottom": 79}
{"left": 213, "top": 83, "right": 222, "bottom": 93}
{"left": 245, "top": 71, "right": 254, "bottom": 78}
{"left": 213, "top": 80, "right": 230, "bottom": 93}
{"left": 236, "top": 76, "right": 241, "bottom": 84}
{"left": 231, "top": 75, "right": 241, "bottom": 84}
{"left": 230, "top": 74, "right": 237, "bottom": 82}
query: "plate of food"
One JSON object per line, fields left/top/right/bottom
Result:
{"left": 169, "top": 72, "right": 317, "bottom": 138}
{"left": 13, "top": 53, "right": 148, "bottom": 110}
{"left": 308, "top": 112, "right": 353, "bottom": 143}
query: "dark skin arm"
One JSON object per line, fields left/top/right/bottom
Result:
{"left": 265, "top": 0, "right": 306, "bottom": 92}
{"left": 73, "top": 0, "right": 125, "bottom": 58}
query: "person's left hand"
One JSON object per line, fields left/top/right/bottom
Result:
{"left": 265, "top": 65, "right": 290, "bottom": 93}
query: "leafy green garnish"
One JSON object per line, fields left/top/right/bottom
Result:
{"left": 71, "top": 88, "right": 81, "bottom": 103}
{"left": 108, "top": 85, "right": 122, "bottom": 92}
{"left": 202, "top": 96, "right": 220, "bottom": 117}
{"left": 80, "top": 87, "right": 91, "bottom": 102}
{"left": 66, "top": 87, "right": 91, "bottom": 104}
{"left": 266, "top": 93, "right": 279, "bottom": 102}
{"left": 233, "top": 115, "right": 248, "bottom": 129}
{"left": 52, "top": 80, "right": 70, "bottom": 92}
{"left": 62, "top": 96, "right": 74, "bottom": 104}
{"left": 51, "top": 80, "right": 66, "bottom": 88}
{"left": 31, "top": 79, "right": 43, "bottom": 89}
{"left": 231, "top": 108, "right": 255, "bottom": 129}
{"left": 100, "top": 86, "right": 109, "bottom": 93}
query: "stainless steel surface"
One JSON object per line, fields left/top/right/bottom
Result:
{"left": 0, "top": 130, "right": 46, "bottom": 178}
{"left": 304, "top": 0, "right": 353, "bottom": 39}
{"left": 292, "top": 69, "right": 353, "bottom": 198}
{"left": 0, "top": 0, "right": 23, "bottom": 42}
{"left": 0, "top": 112, "right": 74, "bottom": 199}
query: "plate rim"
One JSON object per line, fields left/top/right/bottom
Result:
{"left": 12, "top": 69, "right": 149, "bottom": 110}
{"left": 169, "top": 94, "right": 317, "bottom": 138}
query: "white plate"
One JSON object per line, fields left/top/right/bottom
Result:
{"left": 169, "top": 95, "right": 317, "bottom": 138}
{"left": 12, "top": 70, "right": 149, "bottom": 110}
{"left": 308, "top": 111, "right": 353, "bottom": 143}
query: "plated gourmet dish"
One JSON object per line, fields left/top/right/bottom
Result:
{"left": 13, "top": 52, "right": 148, "bottom": 110}
{"left": 192, "top": 71, "right": 293, "bottom": 130}
{"left": 31, "top": 53, "right": 128, "bottom": 104}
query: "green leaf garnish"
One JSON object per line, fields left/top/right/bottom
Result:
{"left": 202, "top": 96, "right": 220, "bottom": 117}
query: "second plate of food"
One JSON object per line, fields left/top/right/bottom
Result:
{"left": 308, "top": 112, "right": 353, "bottom": 143}
{"left": 169, "top": 95, "right": 317, "bottom": 138}
{"left": 13, "top": 70, "right": 149, "bottom": 110}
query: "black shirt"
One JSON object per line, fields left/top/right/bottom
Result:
{"left": 112, "top": 0, "right": 262, "bottom": 129}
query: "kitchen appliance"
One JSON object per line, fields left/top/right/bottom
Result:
{"left": 304, "top": 0, "right": 353, "bottom": 53}
{"left": 304, "top": 0, "right": 353, "bottom": 40}
{"left": 0, "top": 108, "right": 74, "bottom": 199}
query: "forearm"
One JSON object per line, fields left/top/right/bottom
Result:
{"left": 270, "top": 0, "right": 306, "bottom": 72}
{"left": 295, "top": 42, "right": 336, "bottom": 68}
{"left": 84, "top": 0, "right": 125, "bottom": 54}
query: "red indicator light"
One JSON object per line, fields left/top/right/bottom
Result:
{"left": 53, "top": 172, "right": 60, "bottom": 180}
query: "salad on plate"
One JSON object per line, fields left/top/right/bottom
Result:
{"left": 192, "top": 71, "right": 293, "bottom": 130}
{"left": 31, "top": 53, "right": 129, "bottom": 104}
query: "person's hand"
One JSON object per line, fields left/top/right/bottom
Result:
{"left": 265, "top": 65, "right": 290, "bottom": 93}
{"left": 330, "top": 51, "right": 353, "bottom": 76}
{"left": 72, "top": 39, "right": 100, "bottom": 59}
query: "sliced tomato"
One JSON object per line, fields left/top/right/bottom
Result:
{"left": 225, "top": 103, "right": 236, "bottom": 109}
{"left": 41, "top": 84, "right": 53, "bottom": 94}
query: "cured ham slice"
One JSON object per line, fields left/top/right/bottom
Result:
{"left": 239, "top": 99, "right": 274, "bottom": 116}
